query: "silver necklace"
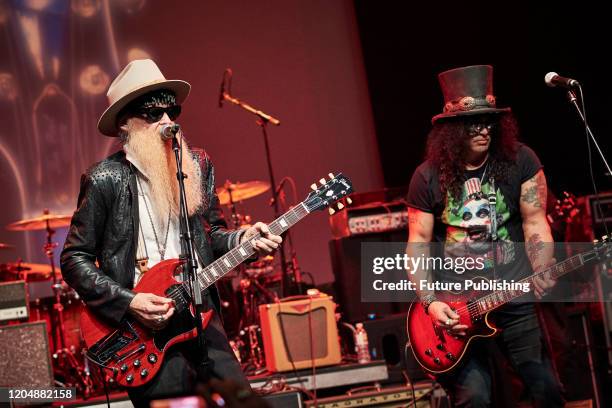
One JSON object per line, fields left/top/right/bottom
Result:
{"left": 136, "top": 175, "right": 171, "bottom": 260}
{"left": 480, "top": 162, "right": 489, "bottom": 185}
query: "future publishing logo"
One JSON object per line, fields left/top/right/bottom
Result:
{"left": 372, "top": 278, "right": 530, "bottom": 293}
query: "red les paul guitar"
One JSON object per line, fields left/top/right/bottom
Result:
{"left": 407, "top": 236, "right": 610, "bottom": 374}
{"left": 80, "top": 173, "right": 353, "bottom": 387}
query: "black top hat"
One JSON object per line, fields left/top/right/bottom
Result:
{"left": 431, "top": 65, "right": 510, "bottom": 124}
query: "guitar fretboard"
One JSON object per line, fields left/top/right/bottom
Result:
{"left": 472, "top": 249, "right": 600, "bottom": 316}
{"left": 194, "top": 202, "right": 310, "bottom": 289}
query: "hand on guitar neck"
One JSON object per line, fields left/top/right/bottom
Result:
{"left": 128, "top": 293, "right": 175, "bottom": 330}
{"left": 428, "top": 301, "right": 468, "bottom": 337}
{"left": 532, "top": 257, "right": 557, "bottom": 299}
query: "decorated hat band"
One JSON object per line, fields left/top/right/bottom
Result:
{"left": 444, "top": 95, "right": 497, "bottom": 113}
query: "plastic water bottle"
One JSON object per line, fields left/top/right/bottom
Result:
{"left": 354, "top": 323, "right": 371, "bottom": 364}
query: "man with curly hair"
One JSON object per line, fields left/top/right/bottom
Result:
{"left": 406, "top": 65, "right": 563, "bottom": 407}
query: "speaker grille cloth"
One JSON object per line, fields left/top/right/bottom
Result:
{"left": 0, "top": 321, "right": 53, "bottom": 387}
{"left": 277, "top": 307, "right": 327, "bottom": 362}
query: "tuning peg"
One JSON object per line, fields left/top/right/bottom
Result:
{"left": 329, "top": 208, "right": 336, "bottom": 215}
{"left": 319, "top": 178, "right": 326, "bottom": 185}
{"left": 310, "top": 183, "right": 317, "bottom": 191}
{"left": 346, "top": 197, "right": 353, "bottom": 205}
{"left": 328, "top": 173, "right": 334, "bottom": 179}
{"left": 337, "top": 203, "right": 345, "bottom": 210}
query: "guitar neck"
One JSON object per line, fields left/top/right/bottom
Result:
{"left": 473, "top": 249, "right": 599, "bottom": 316}
{"left": 196, "top": 202, "right": 310, "bottom": 289}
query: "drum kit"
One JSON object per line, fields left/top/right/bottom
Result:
{"left": 1, "top": 210, "right": 94, "bottom": 396}
{"left": 215, "top": 179, "right": 286, "bottom": 374}
{"left": 0, "top": 179, "right": 281, "bottom": 396}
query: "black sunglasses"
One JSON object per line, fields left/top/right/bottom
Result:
{"left": 467, "top": 120, "right": 496, "bottom": 135}
{"left": 136, "top": 105, "right": 182, "bottom": 123}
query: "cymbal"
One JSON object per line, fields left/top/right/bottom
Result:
{"left": 6, "top": 213, "right": 72, "bottom": 231}
{"left": 0, "top": 243, "right": 15, "bottom": 250}
{"left": 3, "top": 262, "right": 57, "bottom": 279}
{"left": 216, "top": 180, "right": 270, "bottom": 205}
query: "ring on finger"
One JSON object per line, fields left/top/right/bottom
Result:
{"left": 157, "top": 314, "right": 164, "bottom": 323}
{"left": 445, "top": 318, "right": 451, "bottom": 326}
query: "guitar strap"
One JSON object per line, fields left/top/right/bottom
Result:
{"left": 487, "top": 176, "right": 498, "bottom": 242}
{"left": 488, "top": 176, "right": 498, "bottom": 278}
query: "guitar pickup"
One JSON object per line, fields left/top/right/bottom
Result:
{"left": 116, "top": 344, "right": 146, "bottom": 363}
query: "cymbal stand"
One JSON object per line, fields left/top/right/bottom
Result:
{"left": 224, "top": 181, "right": 251, "bottom": 229}
{"left": 42, "top": 210, "right": 92, "bottom": 396}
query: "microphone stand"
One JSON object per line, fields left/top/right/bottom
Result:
{"left": 171, "top": 130, "right": 212, "bottom": 382}
{"left": 566, "top": 89, "right": 612, "bottom": 176}
{"left": 222, "top": 90, "right": 301, "bottom": 296}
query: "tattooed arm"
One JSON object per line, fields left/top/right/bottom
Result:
{"left": 406, "top": 207, "right": 434, "bottom": 297}
{"left": 520, "top": 169, "right": 556, "bottom": 298}
{"left": 406, "top": 208, "right": 466, "bottom": 333}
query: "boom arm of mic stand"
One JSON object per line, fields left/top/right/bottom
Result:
{"left": 222, "top": 92, "right": 281, "bottom": 126}
{"left": 566, "top": 90, "right": 612, "bottom": 176}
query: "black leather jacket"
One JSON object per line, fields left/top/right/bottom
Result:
{"left": 60, "top": 148, "right": 242, "bottom": 326}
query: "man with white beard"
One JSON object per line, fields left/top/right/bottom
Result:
{"left": 61, "top": 59, "right": 281, "bottom": 406}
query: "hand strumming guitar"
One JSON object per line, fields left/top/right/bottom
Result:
{"left": 428, "top": 301, "right": 468, "bottom": 336}
{"left": 129, "top": 293, "right": 175, "bottom": 329}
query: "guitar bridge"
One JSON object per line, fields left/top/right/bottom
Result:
{"left": 87, "top": 321, "right": 139, "bottom": 366}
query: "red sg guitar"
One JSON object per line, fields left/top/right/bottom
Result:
{"left": 80, "top": 173, "right": 353, "bottom": 387}
{"left": 406, "top": 236, "right": 610, "bottom": 374}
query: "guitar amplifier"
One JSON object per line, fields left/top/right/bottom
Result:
{"left": 328, "top": 188, "right": 409, "bottom": 238}
{"left": 330, "top": 201, "right": 408, "bottom": 238}
{"left": 259, "top": 294, "right": 342, "bottom": 372}
{"left": 0, "top": 280, "right": 29, "bottom": 322}
{"left": 0, "top": 321, "right": 54, "bottom": 387}
{"left": 304, "top": 383, "right": 437, "bottom": 407}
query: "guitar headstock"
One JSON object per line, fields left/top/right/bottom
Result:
{"left": 303, "top": 173, "right": 353, "bottom": 213}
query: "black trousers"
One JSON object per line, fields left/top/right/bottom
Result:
{"left": 127, "top": 311, "right": 248, "bottom": 408}
{"left": 437, "top": 311, "right": 564, "bottom": 408}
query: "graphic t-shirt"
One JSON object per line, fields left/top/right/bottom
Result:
{"left": 406, "top": 143, "right": 543, "bottom": 313}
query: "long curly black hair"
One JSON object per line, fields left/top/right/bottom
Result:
{"left": 426, "top": 112, "right": 520, "bottom": 203}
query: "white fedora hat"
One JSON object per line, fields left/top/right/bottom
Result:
{"left": 97, "top": 59, "right": 191, "bottom": 136}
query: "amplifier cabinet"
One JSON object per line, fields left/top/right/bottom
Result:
{"left": 0, "top": 280, "right": 29, "bottom": 322}
{"left": 0, "top": 321, "right": 53, "bottom": 387}
{"left": 259, "top": 294, "right": 342, "bottom": 372}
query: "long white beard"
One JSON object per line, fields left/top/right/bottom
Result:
{"left": 124, "top": 125, "right": 204, "bottom": 228}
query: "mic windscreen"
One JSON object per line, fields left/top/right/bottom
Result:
{"left": 544, "top": 72, "right": 558, "bottom": 87}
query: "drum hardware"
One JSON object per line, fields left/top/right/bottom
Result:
{"left": 231, "top": 325, "right": 266, "bottom": 375}
{"left": 3, "top": 261, "right": 57, "bottom": 280}
{"left": 217, "top": 179, "right": 269, "bottom": 230}
{"left": 6, "top": 210, "right": 93, "bottom": 397}
{"left": 216, "top": 180, "right": 271, "bottom": 207}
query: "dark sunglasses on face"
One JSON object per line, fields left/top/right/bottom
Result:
{"left": 136, "top": 105, "right": 182, "bottom": 123}
{"left": 468, "top": 121, "right": 496, "bottom": 135}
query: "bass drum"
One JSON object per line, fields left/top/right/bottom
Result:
{"left": 29, "top": 280, "right": 85, "bottom": 356}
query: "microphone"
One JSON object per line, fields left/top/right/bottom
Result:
{"left": 218, "top": 73, "right": 225, "bottom": 108}
{"left": 160, "top": 123, "right": 180, "bottom": 140}
{"left": 545, "top": 72, "right": 580, "bottom": 88}
{"left": 218, "top": 68, "right": 232, "bottom": 108}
